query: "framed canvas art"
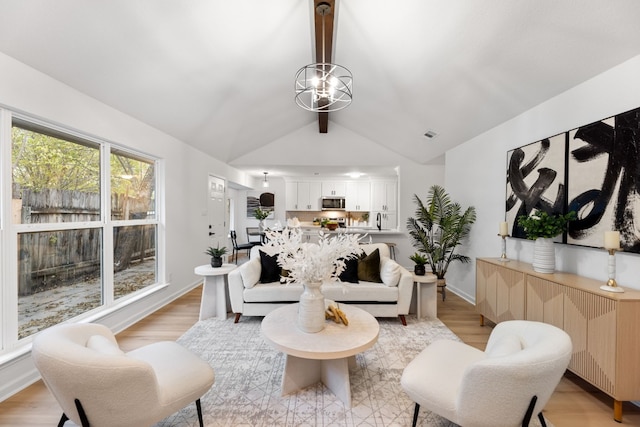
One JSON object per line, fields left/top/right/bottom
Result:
{"left": 505, "top": 133, "right": 567, "bottom": 239}
{"left": 567, "top": 107, "right": 640, "bottom": 252}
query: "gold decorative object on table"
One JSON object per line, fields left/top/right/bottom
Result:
{"left": 325, "top": 304, "right": 349, "bottom": 325}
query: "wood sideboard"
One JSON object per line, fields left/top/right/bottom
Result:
{"left": 476, "top": 257, "right": 640, "bottom": 423}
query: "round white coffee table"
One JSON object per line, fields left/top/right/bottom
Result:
{"left": 261, "top": 303, "right": 379, "bottom": 407}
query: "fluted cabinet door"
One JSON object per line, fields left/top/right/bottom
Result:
{"left": 476, "top": 260, "right": 497, "bottom": 322}
{"left": 496, "top": 267, "right": 525, "bottom": 322}
{"left": 476, "top": 261, "right": 488, "bottom": 317}
{"left": 564, "top": 288, "right": 616, "bottom": 395}
{"left": 526, "top": 276, "right": 564, "bottom": 329}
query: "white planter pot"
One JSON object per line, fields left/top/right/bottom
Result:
{"left": 533, "top": 237, "right": 555, "bottom": 273}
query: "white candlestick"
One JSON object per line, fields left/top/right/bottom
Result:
{"left": 600, "top": 248, "right": 625, "bottom": 293}
{"left": 499, "top": 221, "right": 508, "bottom": 237}
{"left": 604, "top": 231, "right": 620, "bottom": 250}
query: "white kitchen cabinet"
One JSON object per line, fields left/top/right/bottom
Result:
{"left": 371, "top": 180, "right": 397, "bottom": 212}
{"left": 286, "top": 182, "right": 321, "bottom": 211}
{"left": 345, "top": 181, "right": 370, "bottom": 211}
{"left": 321, "top": 181, "right": 347, "bottom": 197}
{"left": 285, "top": 182, "right": 298, "bottom": 211}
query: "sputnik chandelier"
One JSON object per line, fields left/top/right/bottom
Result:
{"left": 295, "top": 2, "right": 353, "bottom": 112}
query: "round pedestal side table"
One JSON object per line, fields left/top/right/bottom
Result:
{"left": 194, "top": 263, "right": 237, "bottom": 320}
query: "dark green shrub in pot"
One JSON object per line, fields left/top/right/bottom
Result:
{"left": 409, "top": 252, "right": 427, "bottom": 276}
{"left": 205, "top": 245, "right": 228, "bottom": 268}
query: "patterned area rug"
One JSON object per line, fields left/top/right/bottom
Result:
{"left": 155, "top": 314, "right": 550, "bottom": 427}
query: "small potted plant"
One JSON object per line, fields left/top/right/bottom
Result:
{"left": 409, "top": 252, "right": 428, "bottom": 276}
{"left": 205, "top": 245, "right": 228, "bottom": 268}
{"left": 517, "top": 209, "right": 576, "bottom": 273}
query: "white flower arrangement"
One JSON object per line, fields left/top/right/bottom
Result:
{"left": 263, "top": 227, "right": 362, "bottom": 284}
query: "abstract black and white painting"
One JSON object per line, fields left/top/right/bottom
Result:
{"left": 567, "top": 107, "right": 640, "bottom": 252}
{"left": 505, "top": 133, "right": 567, "bottom": 239}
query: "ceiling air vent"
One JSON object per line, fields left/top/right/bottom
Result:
{"left": 424, "top": 130, "right": 438, "bottom": 139}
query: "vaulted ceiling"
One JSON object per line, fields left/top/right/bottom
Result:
{"left": 1, "top": 0, "right": 640, "bottom": 178}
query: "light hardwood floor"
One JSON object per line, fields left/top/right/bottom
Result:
{"left": 1, "top": 285, "right": 639, "bottom": 426}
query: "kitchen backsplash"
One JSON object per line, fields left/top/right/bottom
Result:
{"left": 286, "top": 211, "right": 370, "bottom": 227}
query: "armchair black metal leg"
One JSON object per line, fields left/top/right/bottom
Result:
{"left": 74, "top": 398, "right": 90, "bottom": 427}
{"left": 537, "top": 412, "right": 547, "bottom": 427}
{"left": 522, "top": 395, "right": 537, "bottom": 427}
{"left": 196, "top": 399, "right": 204, "bottom": 427}
{"left": 412, "top": 403, "right": 420, "bottom": 427}
{"left": 57, "top": 413, "right": 69, "bottom": 427}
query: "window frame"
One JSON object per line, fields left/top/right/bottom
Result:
{"left": 1, "top": 110, "right": 165, "bottom": 353}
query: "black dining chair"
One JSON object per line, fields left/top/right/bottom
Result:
{"left": 230, "top": 230, "right": 256, "bottom": 264}
{"left": 246, "top": 227, "right": 263, "bottom": 245}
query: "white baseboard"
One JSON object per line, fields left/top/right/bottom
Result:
{"left": 445, "top": 284, "right": 475, "bottom": 305}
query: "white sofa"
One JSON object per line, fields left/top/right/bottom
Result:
{"left": 228, "top": 243, "right": 414, "bottom": 325}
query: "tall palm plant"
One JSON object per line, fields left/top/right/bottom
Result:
{"left": 406, "top": 185, "right": 476, "bottom": 279}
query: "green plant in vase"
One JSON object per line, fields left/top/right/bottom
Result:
{"left": 516, "top": 209, "right": 576, "bottom": 273}
{"left": 253, "top": 207, "right": 270, "bottom": 221}
{"left": 254, "top": 207, "right": 271, "bottom": 232}
{"left": 516, "top": 210, "right": 576, "bottom": 239}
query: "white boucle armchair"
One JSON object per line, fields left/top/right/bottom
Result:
{"left": 31, "top": 323, "right": 215, "bottom": 427}
{"left": 401, "top": 320, "right": 572, "bottom": 427}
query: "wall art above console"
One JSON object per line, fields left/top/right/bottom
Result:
{"left": 505, "top": 106, "right": 640, "bottom": 253}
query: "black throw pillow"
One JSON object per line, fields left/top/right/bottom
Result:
{"left": 358, "top": 248, "right": 383, "bottom": 283}
{"left": 338, "top": 254, "right": 361, "bottom": 283}
{"left": 259, "top": 250, "right": 281, "bottom": 283}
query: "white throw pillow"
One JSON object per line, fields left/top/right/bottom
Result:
{"left": 241, "top": 258, "right": 261, "bottom": 289}
{"left": 86, "top": 334, "right": 125, "bottom": 356}
{"left": 380, "top": 257, "right": 401, "bottom": 287}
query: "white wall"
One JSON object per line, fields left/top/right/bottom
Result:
{"left": 0, "top": 52, "right": 251, "bottom": 398}
{"left": 445, "top": 54, "right": 640, "bottom": 301}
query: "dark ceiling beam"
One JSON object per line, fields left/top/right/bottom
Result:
{"left": 314, "top": 0, "right": 335, "bottom": 133}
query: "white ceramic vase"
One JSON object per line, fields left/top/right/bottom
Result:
{"left": 298, "top": 281, "right": 326, "bottom": 333}
{"left": 533, "top": 237, "right": 555, "bottom": 273}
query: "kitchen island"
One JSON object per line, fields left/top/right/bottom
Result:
{"left": 285, "top": 227, "right": 404, "bottom": 253}
{"left": 297, "top": 226, "right": 403, "bottom": 241}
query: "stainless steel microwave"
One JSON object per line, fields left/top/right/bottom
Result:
{"left": 321, "top": 197, "right": 346, "bottom": 210}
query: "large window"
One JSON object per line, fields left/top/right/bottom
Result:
{"left": 4, "top": 115, "right": 161, "bottom": 343}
